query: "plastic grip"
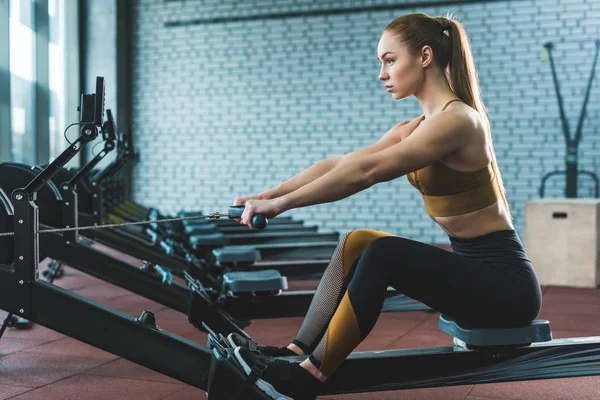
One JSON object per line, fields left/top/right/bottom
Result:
{"left": 153, "top": 265, "right": 173, "bottom": 285}
{"left": 228, "top": 205, "right": 268, "bottom": 230}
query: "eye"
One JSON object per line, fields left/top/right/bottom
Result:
{"left": 386, "top": 58, "right": 394, "bottom": 65}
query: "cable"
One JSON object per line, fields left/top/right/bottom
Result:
{"left": 91, "top": 140, "right": 104, "bottom": 157}
{"left": 63, "top": 123, "right": 84, "bottom": 145}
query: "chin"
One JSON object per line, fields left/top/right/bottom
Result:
{"left": 392, "top": 92, "right": 409, "bottom": 101}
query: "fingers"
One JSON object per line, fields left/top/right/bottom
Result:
{"left": 240, "top": 204, "right": 254, "bottom": 230}
{"left": 233, "top": 197, "right": 247, "bottom": 223}
{"left": 233, "top": 197, "right": 246, "bottom": 206}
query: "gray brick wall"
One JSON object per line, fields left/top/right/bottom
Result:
{"left": 131, "top": 0, "right": 600, "bottom": 243}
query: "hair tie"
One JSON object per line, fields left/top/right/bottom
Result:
{"left": 436, "top": 17, "right": 452, "bottom": 36}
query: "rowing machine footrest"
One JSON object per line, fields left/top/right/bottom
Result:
{"left": 208, "top": 347, "right": 271, "bottom": 400}
{"left": 189, "top": 233, "right": 229, "bottom": 249}
{"left": 439, "top": 314, "right": 552, "bottom": 349}
{"left": 223, "top": 270, "right": 288, "bottom": 294}
{"left": 184, "top": 223, "right": 218, "bottom": 235}
{"left": 213, "top": 247, "right": 261, "bottom": 264}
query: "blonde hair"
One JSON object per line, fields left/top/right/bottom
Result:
{"left": 385, "top": 13, "right": 510, "bottom": 216}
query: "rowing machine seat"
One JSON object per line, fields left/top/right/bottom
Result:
{"left": 439, "top": 314, "right": 552, "bottom": 349}
{"left": 184, "top": 223, "right": 219, "bottom": 235}
{"left": 212, "top": 247, "right": 261, "bottom": 265}
{"left": 188, "top": 232, "right": 229, "bottom": 249}
{"left": 222, "top": 270, "right": 288, "bottom": 294}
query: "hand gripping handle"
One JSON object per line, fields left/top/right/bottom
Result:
{"left": 228, "top": 205, "right": 268, "bottom": 230}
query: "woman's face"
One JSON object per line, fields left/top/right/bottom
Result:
{"left": 377, "top": 31, "right": 424, "bottom": 100}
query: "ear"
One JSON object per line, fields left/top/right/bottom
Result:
{"left": 420, "top": 45, "right": 434, "bottom": 68}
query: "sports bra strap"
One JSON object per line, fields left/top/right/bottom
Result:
{"left": 441, "top": 98, "right": 463, "bottom": 111}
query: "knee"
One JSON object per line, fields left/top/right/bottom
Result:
{"left": 362, "top": 236, "right": 409, "bottom": 258}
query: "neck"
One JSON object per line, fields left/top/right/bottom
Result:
{"left": 414, "top": 68, "right": 459, "bottom": 119}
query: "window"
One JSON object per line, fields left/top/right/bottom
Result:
{"left": 7, "top": 0, "right": 78, "bottom": 166}
{"left": 49, "top": 0, "right": 66, "bottom": 162}
{"left": 9, "top": 0, "right": 36, "bottom": 164}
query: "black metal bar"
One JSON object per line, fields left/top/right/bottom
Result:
{"left": 318, "top": 338, "right": 600, "bottom": 394}
{"left": 23, "top": 130, "right": 96, "bottom": 196}
{"left": 68, "top": 141, "right": 115, "bottom": 186}
{"left": 164, "top": 0, "right": 522, "bottom": 27}
{"left": 539, "top": 171, "right": 565, "bottom": 198}
{"left": 566, "top": 158, "right": 577, "bottom": 198}
{"left": 187, "top": 283, "right": 250, "bottom": 338}
{"left": 222, "top": 290, "right": 429, "bottom": 320}
{"left": 0, "top": 266, "right": 212, "bottom": 389}
{"left": 40, "top": 233, "right": 190, "bottom": 314}
{"left": 11, "top": 190, "right": 39, "bottom": 316}
{"left": 573, "top": 40, "right": 600, "bottom": 146}
{"left": 81, "top": 227, "right": 189, "bottom": 274}
{"left": 60, "top": 186, "right": 78, "bottom": 243}
{"left": 91, "top": 153, "right": 128, "bottom": 183}
{"left": 544, "top": 43, "right": 571, "bottom": 147}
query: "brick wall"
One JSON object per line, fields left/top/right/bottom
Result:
{"left": 131, "top": 0, "right": 600, "bottom": 243}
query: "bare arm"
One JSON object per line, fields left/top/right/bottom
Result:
{"left": 259, "top": 157, "right": 341, "bottom": 200}
{"left": 258, "top": 120, "right": 412, "bottom": 200}
{"left": 277, "top": 113, "right": 476, "bottom": 211}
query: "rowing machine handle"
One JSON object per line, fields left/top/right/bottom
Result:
{"left": 228, "top": 205, "right": 268, "bottom": 230}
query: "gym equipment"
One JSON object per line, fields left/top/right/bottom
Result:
{"left": 206, "top": 310, "right": 600, "bottom": 398}
{"left": 3, "top": 78, "right": 600, "bottom": 400}
{"left": 0, "top": 159, "right": 427, "bottom": 338}
{"left": 539, "top": 39, "right": 600, "bottom": 198}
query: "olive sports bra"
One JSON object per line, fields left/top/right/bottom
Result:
{"left": 405, "top": 100, "right": 502, "bottom": 217}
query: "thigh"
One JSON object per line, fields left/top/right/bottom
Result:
{"left": 354, "top": 236, "right": 540, "bottom": 328}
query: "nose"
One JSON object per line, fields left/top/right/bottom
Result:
{"left": 379, "top": 66, "right": 389, "bottom": 81}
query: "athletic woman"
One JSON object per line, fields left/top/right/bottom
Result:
{"left": 231, "top": 13, "right": 542, "bottom": 400}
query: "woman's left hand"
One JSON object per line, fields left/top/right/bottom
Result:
{"left": 240, "top": 198, "right": 286, "bottom": 229}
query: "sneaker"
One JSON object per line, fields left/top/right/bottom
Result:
{"left": 234, "top": 346, "right": 322, "bottom": 400}
{"left": 227, "top": 333, "right": 297, "bottom": 357}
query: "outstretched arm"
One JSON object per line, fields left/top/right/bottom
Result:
{"left": 275, "top": 112, "right": 477, "bottom": 212}
{"left": 254, "top": 120, "right": 412, "bottom": 200}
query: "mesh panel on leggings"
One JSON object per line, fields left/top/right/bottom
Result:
{"left": 310, "top": 312, "right": 330, "bottom": 368}
{"left": 293, "top": 232, "right": 352, "bottom": 353}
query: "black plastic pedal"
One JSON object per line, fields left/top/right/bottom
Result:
{"left": 207, "top": 347, "right": 270, "bottom": 400}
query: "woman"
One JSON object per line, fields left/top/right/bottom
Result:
{"left": 231, "top": 13, "right": 542, "bottom": 400}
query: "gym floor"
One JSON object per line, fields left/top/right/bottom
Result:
{"left": 0, "top": 245, "right": 598, "bottom": 400}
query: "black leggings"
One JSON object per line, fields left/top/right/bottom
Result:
{"left": 298, "top": 229, "right": 542, "bottom": 376}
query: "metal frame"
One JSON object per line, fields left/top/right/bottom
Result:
{"left": 318, "top": 337, "right": 600, "bottom": 394}
{"left": 539, "top": 40, "right": 600, "bottom": 198}
{"left": 0, "top": 94, "right": 214, "bottom": 389}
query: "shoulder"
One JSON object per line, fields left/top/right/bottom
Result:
{"left": 419, "top": 104, "right": 485, "bottom": 141}
{"left": 384, "top": 116, "right": 426, "bottom": 141}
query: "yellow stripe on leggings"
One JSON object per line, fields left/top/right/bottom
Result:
{"left": 342, "top": 230, "right": 396, "bottom": 275}
{"left": 320, "top": 291, "right": 361, "bottom": 377}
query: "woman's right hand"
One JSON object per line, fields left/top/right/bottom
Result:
{"left": 232, "top": 195, "right": 262, "bottom": 223}
{"left": 233, "top": 194, "right": 263, "bottom": 207}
